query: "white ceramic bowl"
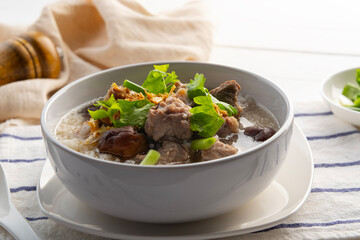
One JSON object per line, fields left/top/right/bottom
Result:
{"left": 41, "top": 61, "right": 294, "bottom": 223}
{"left": 321, "top": 67, "right": 360, "bottom": 126}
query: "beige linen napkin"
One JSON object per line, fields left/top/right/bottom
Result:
{"left": 0, "top": 0, "right": 214, "bottom": 123}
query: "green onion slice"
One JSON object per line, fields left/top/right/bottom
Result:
{"left": 123, "top": 79, "right": 146, "bottom": 95}
{"left": 190, "top": 137, "right": 216, "bottom": 150}
{"left": 140, "top": 150, "right": 161, "bottom": 165}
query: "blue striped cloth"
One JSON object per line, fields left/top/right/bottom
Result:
{"left": 0, "top": 100, "right": 359, "bottom": 239}
{"left": 232, "top": 101, "right": 360, "bottom": 240}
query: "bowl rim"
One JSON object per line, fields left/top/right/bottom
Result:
{"left": 320, "top": 66, "right": 360, "bottom": 116}
{"left": 41, "top": 61, "right": 294, "bottom": 169}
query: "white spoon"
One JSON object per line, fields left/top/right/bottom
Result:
{"left": 0, "top": 164, "right": 40, "bottom": 240}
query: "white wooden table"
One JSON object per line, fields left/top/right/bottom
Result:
{"left": 1, "top": 0, "right": 360, "bottom": 239}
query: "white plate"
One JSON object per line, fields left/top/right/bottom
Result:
{"left": 37, "top": 123, "right": 313, "bottom": 240}
{"left": 321, "top": 66, "right": 360, "bottom": 126}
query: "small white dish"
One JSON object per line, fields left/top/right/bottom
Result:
{"left": 321, "top": 67, "right": 360, "bottom": 126}
{"left": 37, "top": 123, "right": 313, "bottom": 240}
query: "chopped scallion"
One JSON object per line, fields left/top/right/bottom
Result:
{"left": 123, "top": 79, "right": 146, "bottom": 95}
{"left": 342, "top": 83, "right": 360, "bottom": 102}
{"left": 140, "top": 150, "right": 161, "bottom": 165}
{"left": 190, "top": 137, "right": 216, "bottom": 150}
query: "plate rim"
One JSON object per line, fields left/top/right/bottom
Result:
{"left": 320, "top": 66, "right": 360, "bottom": 126}
{"left": 36, "top": 122, "right": 314, "bottom": 240}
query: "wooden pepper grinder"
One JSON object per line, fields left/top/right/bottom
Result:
{"left": 0, "top": 31, "right": 61, "bottom": 86}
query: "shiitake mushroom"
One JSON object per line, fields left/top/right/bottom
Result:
{"left": 244, "top": 126, "right": 276, "bottom": 142}
{"left": 97, "top": 126, "right": 148, "bottom": 158}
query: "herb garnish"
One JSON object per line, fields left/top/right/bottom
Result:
{"left": 186, "top": 73, "right": 238, "bottom": 139}
{"left": 187, "top": 73, "right": 207, "bottom": 99}
{"left": 341, "top": 69, "right": 360, "bottom": 111}
{"left": 89, "top": 64, "right": 239, "bottom": 144}
{"left": 89, "top": 94, "right": 154, "bottom": 128}
{"left": 187, "top": 73, "right": 238, "bottom": 116}
{"left": 141, "top": 64, "right": 178, "bottom": 94}
{"left": 189, "top": 95, "right": 225, "bottom": 138}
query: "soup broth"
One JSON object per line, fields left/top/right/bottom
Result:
{"left": 55, "top": 64, "right": 280, "bottom": 165}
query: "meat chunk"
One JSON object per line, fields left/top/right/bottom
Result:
{"left": 201, "top": 140, "right": 238, "bottom": 160}
{"left": 174, "top": 81, "right": 187, "bottom": 91}
{"left": 217, "top": 116, "right": 240, "bottom": 138}
{"left": 145, "top": 97, "right": 192, "bottom": 141}
{"left": 244, "top": 126, "right": 276, "bottom": 142}
{"left": 174, "top": 81, "right": 193, "bottom": 106}
{"left": 97, "top": 126, "right": 147, "bottom": 158}
{"left": 176, "top": 88, "right": 193, "bottom": 106}
{"left": 210, "top": 80, "right": 242, "bottom": 117}
{"left": 157, "top": 141, "right": 190, "bottom": 165}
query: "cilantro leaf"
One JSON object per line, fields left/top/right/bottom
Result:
{"left": 94, "top": 94, "right": 116, "bottom": 108}
{"left": 154, "top": 64, "right": 169, "bottom": 72}
{"left": 187, "top": 73, "right": 207, "bottom": 99}
{"left": 141, "top": 64, "right": 178, "bottom": 94}
{"left": 165, "top": 71, "right": 178, "bottom": 92}
{"left": 187, "top": 75, "right": 237, "bottom": 116}
{"left": 192, "top": 94, "right": 213, "bottom": 106}
{"left": 190, "top": 95, "right": 225, "bottom": 138}
{"left": 89, "top": 94, "right": 117, "bottom": 119}
{"left": 142, "top": 70, "right": 167, "bottom": 94}
{"left": 210, "top": 94, "right": 238, "bottom": 116}
{"left": 112, "top": 99, "right": 154, "bottom": 128}
{"left": 89, "top": 109, "right": 107, "bottom": 119}
{"left": 190, "top": 112, "right": 224, "bottom": 138}
{"left": 88, "top": 95, "right": 154, "bottom": 128}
